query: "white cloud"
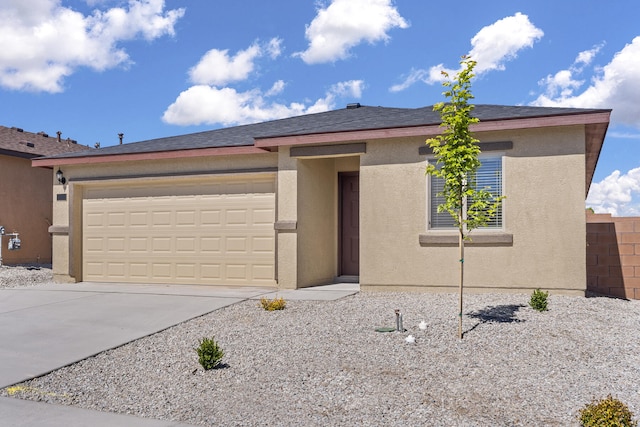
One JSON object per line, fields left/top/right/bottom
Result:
{"left": 189, "top": 38, "right": 282, "bottom": 86}
{"left": 295, "top": 0, "right": 408, "bottom": 64}
{"left": 305, "top": 80, "right": 365, "bottom": 114}
{"left": 531, "top": 43, "right": 605, "bottom": 101}
{"left": 532, "top": 37, "right": 640, "bottom": 127}
{"left": 266, "top": 38, "right": 283, "bottom": 59}
{"left": 188, "top": 44, "right": 261, "bottom": 86}
{"left": 390, "top": 12, "right": 543, "bottom": 91}
{"left": 587, "top": 167, "right": 640, "bottom": 216}
{"left": 390, "top": 67, "right": 437, "bottom": 93}
{"left": 575, "top": 43, "right": 605, "bottom": 66}
{"left": 0, "top": 0, "right": 184, "bottom": 93}
{"left": 165, "top": 36, "right": 364, "bottom": 126}
{"left": 188, "top": 38, "right": 283, "bottom": 86}
{"left": 265, "top": 80, "right": 286, "bottom": 97}
{"left": 537, "top": 69, "right": 584, "bottom": 100}
{"left": 609, "top": 131, "right": 640, "bottom": 140}
{"left": 162, "top": 79, "right": 364, "bottom": 126}
{"left": 469, "top": 12, "right": 544, "bottom": 75}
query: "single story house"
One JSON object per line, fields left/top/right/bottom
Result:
{"left": 33, "top": 104, "right": 610, "bottom": 294}
{"left": 0, "top": 126, "right": 90, "bottom": 265}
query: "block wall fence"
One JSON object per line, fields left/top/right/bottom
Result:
{"left": 586, "top": 211, "right": 640, "bottom": 299}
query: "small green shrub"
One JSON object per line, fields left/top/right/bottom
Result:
{"left": 195, "top": 337, "right": 224, "bottom": 370}
{"left": 260, "top": 296, "right": 287, "bottom": 311}
{"left": 529, "top": 288, "right": 549, "bottom": 312}
{"left": 578, "top": 395, "right": 637, "bottom": 427}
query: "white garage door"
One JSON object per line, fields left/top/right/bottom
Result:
{"left": 82, "top": 175, "right": 275, "bottom": 286}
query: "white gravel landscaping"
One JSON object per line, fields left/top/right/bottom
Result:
{"left": 0, "top": 265, "right": 53, "bottom": 289}
{"left": 2, "top": 279, "right": 640, "bottom": 426}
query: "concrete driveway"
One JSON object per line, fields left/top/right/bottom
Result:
{"left": 0, "top": 281, "right": 358, "bottom": 426}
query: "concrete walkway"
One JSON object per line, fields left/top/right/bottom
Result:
{"left": 0, "top": 281, "right": 358, "bottom": 426}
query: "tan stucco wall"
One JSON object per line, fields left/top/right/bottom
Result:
{"left": 0, "top": 155, "right": 52, "bottom": 265}
{"left": 50, "top": 152, "right": 278, "bottom": 282}
{"left": 276, "top": 152, "right": 360, "bottom": 289}
{"left": 359, "top": 126, "right": 587, "bottom": 295}
{"left": 296, "top": 158, "right": 336, "bottom": 287}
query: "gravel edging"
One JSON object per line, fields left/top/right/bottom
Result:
{"left": 0, "top": 265, "right": 53, "bottom": 289}
{"left": 3, "top": 290, "right": 640, "bottom": 426}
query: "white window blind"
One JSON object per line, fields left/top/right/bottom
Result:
{"left": 429, "top": 156, "right": 502, "bottom": 229}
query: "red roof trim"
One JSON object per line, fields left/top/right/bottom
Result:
{"left": 31, "top": 110, "right": 611, "bottom": 168}
{"left": 32, "top": 146, "right": 271, "bottom": 167}
{"left": 254, "top": 111, "right": 612, "bottom": 148}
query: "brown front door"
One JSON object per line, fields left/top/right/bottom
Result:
{"left": 339, "top": 173, "right": 359, "bottom": 276}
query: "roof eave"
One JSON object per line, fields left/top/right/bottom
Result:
{"left": 254, "top": 111, "right": 613, "bottom": 148}
{"left": 32, "top": 145, "right": 271, "bottom": 168}
{"left": 585, "top": 120, "right": 610, "bottom": 196}
{"left": 0, "top": 148, "right": 40, "bottom": 160}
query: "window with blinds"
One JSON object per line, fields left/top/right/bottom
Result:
{"left": 429, "top": 156, "right": 503, "bottom": 229}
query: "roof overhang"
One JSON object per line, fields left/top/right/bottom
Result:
{"left": 32, "top": 145, "right": 270, "bottom": 168}
{"left": 255, "top": 110, "right": 611, "bottom": 196}
{"left": 0, "top": 148, "right": 40, "bottom": 160}
{"left": 31, "top": 109, "right": 611, "bottom": 197}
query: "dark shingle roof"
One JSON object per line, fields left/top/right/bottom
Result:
{"left": 41, "top": 104, "right": 610, "bottom": 160}
{"left": 0, "top": 126, "right": 92, "bottom": 158}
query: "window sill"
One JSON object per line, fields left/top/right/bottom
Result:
{"left": 419, "top": 232, "right": 513, "bottom": 247}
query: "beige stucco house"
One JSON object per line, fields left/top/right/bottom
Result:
{"left": 33, "top": 104, "right": 610, "bottom": 295}
{"left": 0, "top": 126, "right": 90, "bottom": 265}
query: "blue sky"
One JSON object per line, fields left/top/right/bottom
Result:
{"left": 1, "top": 0, "right": 639, "bottom": 215}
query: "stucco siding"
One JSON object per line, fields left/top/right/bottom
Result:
{"left": 0, "top": 155, "right": 52, "bottom": 264}
{"left": 296, "top": 158, "right": 336, "bottom": 287}
{"left": 360, "top": 126, "right": 587, "bottom": 295}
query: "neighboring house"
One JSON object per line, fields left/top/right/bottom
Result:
{"left": 33, "top": 104, "right": 610, "bottom": 295}
{"left": 0, "top": 126, "right": 91, "bottom": 265}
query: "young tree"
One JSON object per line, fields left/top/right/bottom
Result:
{"left": 426, "top": 56, "right": 503, "bottom": 339}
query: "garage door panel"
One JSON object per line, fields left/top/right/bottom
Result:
{"left": 201, "top": 264, "right": 221, "bottom": 280}
{"left": 107, "top": 263, "right": 126, "bottom": 277}
{"left": 83, "top": 178, "right": 275, "bottom": 286}
{"left": 152, "top": 211, "right": 172, "bottom": 226}
{"left": 176, "top": 237, "right": 196, "bottom": 253}
{"left": 152, "top": 237, "right": 173, "bottom": 252}
{"left": 176, "top": 210, "right": 196, "bottom": 225}
{"left": 200, "top": 210, "right": 222, "bottom": 226}
{"left": 129, "top": 211, "right": 148, "bottom": 226}
{"left": 252, "top": 264, "right": 275, "bottom": 280}
{"left": 129, "top": 263, "right": 149, "bottom": 278}
{"left": 85, "top": 237, "right": 104, "bottom": 252}
{"left": 226, "top": 210, "right": 248, "bottom": 226}
{"left": 200, "top": 237, "right": 222, "bottom": 253}
{"left": 107, "top": 237, "right": 125, "bottom": 252}
{"left": 225, "top": 264, "right": 247, "bottom": 280}
{"left": 129, "top": 237, "right": 149, "bottom": 252}
{"left": 84, "top": 262, "right": 104, "bottom": 278}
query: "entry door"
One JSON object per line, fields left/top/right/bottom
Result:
{"left": 339, "top": 173, "right": 359, "bottom": 276}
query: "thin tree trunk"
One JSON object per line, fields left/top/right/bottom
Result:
{"left": 459, "top": 228, "right": 464, "bottom": 339}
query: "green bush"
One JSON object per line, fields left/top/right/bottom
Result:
{"left": 578, "top": 395, "right": 637, "bottom": 427}
{"left": 529, "top": 288, "right": 549, "bottom": 312}
{"left": 259, "top": 296, "right": 287, "bottom": 311}
{"left": 195, "top": 337, "right": 224, "bottom": 370}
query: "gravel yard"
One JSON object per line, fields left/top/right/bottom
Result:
{"left": 2, "top": 272, "right": 640, "bottom": 426}
{"left": 0, "top": 265, "right": 53, "bottom": 289}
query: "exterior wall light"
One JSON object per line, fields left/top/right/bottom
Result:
{"left": 56, "top": 168, "right": 66, "bottom": 184}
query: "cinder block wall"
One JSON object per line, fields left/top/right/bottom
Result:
{"left": 586, "top": 212, "right": 640, "bottom": 299}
